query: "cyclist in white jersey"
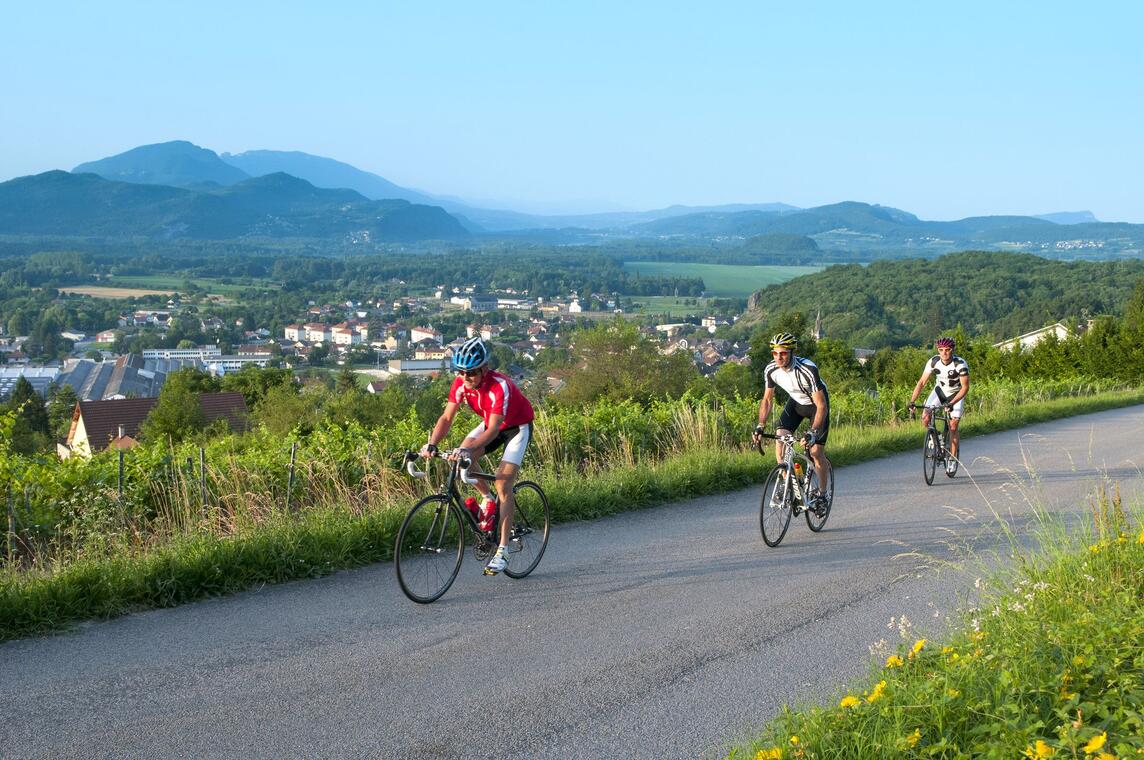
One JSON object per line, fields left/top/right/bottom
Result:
{"left": 751, "top": 332, "right": 831, "bottom": 512}
{"left": 908, "top": 336, "right": 970, "bottom": 473}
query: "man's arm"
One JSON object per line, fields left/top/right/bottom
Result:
{"left": 757, "top": 386, "right": 775, "bottom": 429}
{"left": 909, "top": 370, "right": 931, "bottom": 405}
{"left": 467, "top": 412, "right": 505, "bottom": 451}
{"left": 809, "top": 387, "right": 829, "bottom": 432}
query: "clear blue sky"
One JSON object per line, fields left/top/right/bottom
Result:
{"left": 3, "top": 1, "right": 1142, "bottom": 221}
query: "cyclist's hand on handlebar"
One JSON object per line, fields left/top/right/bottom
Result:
{"left": 450, "top": 447, "right": 471, "bottom": 464}
{"left": 944, "top": 402, "right": 955, "bottom": 412}
{"left": 802, "top": 428, "right": 819, "bottom": 448}
{"left": 907, "top": 402, "right": 917, "bottom": 419}
{"left": 752, "top": 424, "right": 766, "bottom": 446}
{"left": 419, "top": 442, "right": 438, "bottom": 459}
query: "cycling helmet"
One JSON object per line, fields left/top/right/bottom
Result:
{"left": 935, "top": 336, "right": 955, "bottom": 350}
{"left": 452, "top": 337, "right": 489, "bottom": 370}
{"left": 769, "top": 332, "right": 797, "bottom": 350}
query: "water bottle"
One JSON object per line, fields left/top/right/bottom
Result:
{"left": 793, "top": 461, "right": 804, "bottom": 481}
{"left": 464, "top": 496, "right": 480, "bottom": 521}
{"left": 478, "top": 498, "right": 498, "bottom": 532}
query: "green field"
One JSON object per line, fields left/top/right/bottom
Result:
{"left": 622, "top": 262, "right": 823, "bottom": 297}
{"left": 107, "top": 274, "right": 276, "bottom": 297}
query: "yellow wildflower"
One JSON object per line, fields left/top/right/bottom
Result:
{"left": 840, "top": 695, "right": 861, "bottom": 709}
{"left": 1024, "top": 739, "right": 1055, "bottom": 758}
{"left": 866, "top": 680, "right": 887, "bottom": 703}
{"left": 1089, "top": 544, "right": 1102, "bottom": 553}
{"left": 755, "top": 748, "right": 783, "bottom": 760}
{"left": 905, "top": 729, "right": 922, "bottom": 748}
{"left": 1073, "top": 655, "right": 1086, "bottom": 667}
{"left": 947, "top": 688, "right": 961, "bottom": 698}
{"left": 908, "top": 638, "right": 926, "bottom": 659}
{"left": 886, "top": 655, "right": 904, "bottom": 668}
{"left": 1096, "top": 754, "right": 1115, "bottom": 760}
{"left": 789, "top": 736, "right": 799, "bottom": 746}
{"left": 941, "top": 646, "right": 954, "bottom": 655}
{"left": 1083, "top": 733, "right": 1107, "bottom": 754}
{"left": 1136, "top": 529, "right": 1144, "bottom": 544}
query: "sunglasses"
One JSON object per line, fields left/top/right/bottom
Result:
{"left": 772, "top": 350, "right": 790, "bottom": 357}
{"left": 457, "top": 368, "right": 482, "bottom": 378}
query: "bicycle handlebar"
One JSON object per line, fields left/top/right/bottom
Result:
{"left": 403, "top": 449, "right": 496, "bottom": 483}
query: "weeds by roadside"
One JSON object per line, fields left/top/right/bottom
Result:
{"left": 730, "top": 484, "right": 1144, "bottom": 759}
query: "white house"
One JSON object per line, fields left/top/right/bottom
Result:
{"left": 994, "top": 322, "right": 1072, "bottom": 352}
{"left": 303, "top": 323, "right": 330, "bottom": 342}
{"left": 410, "top": 326, "right": 442, "bottom": 344}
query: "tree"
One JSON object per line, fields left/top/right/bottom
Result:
{"left": 140, "top": 383, "right": 205, "bottom": 444}
{"left": 335, "top": 367, "right": 359, "bottom": 395}
{"left": 6, "top": 376, "right": 50, "bottom": 454}
{"left": 812, "top": 338, "right": 869, "bottom": 394}
{"left": 47, "top": 383, "right": 79, "bottom": 441}
{"left": 557, "top": 319, "right": 698, "bottom": 406}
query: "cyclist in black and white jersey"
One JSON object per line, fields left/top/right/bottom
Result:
{"left": 908, "top": 336, "right": 970, "bottom": 474}
{"left": 751, "top": 332, "right": 831, "bottom": 512}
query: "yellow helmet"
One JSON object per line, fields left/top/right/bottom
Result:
{"left": 769, "top": 332, "right": 797, "bottom": 350}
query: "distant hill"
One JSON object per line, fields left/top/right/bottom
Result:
{"left": 1035, "top": 211, "right": 1100, "bottom": 225}
{"left": 73, "top": 140, "right": 251, "bottom": 188}
{"left": 0, "top": 171, "right": 469, "bottom": 242}
{"left": 220, "top": 149, "right": 440, "bottom": 206}
{"left": 636, "top": 201, "right": 1142, "bottom": 257}
{"left": 738, "top": 251, "right": 1144, "bottom": 348}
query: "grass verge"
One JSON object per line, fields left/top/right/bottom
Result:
{"left": 729, "top": 489, "right": 1144, "bottom": 759}
{"left": 2, "top": 389, "right": 1143, "bottom": 641}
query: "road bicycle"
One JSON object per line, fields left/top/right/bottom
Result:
{"left": 756, "top": 431, "right": 834, "bottom": 547}
{"left": 910, "top": 403, "right": 958, "bottom": 485}
{"left": 395, "top": 449, "right": 551, "bottom": 603}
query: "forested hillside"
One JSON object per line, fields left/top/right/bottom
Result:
{"left": 742, "top": 252, "right": 1144, "bottom": 348}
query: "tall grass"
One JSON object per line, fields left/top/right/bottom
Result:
{"left": 729, "top": 485, "right": 1144, "bottom": 759}
{"left": 2, "top": 380, "right": 1142, "bottom": 640}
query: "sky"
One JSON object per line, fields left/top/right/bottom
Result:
{"left": 2, "top": 1, "right": 1142, "bottom": 221}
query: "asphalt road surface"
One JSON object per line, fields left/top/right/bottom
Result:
{"left": 2, "top": 406, "right": 1142, "bottom": 759}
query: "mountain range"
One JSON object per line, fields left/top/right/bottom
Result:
{"left": 1, "top": 140, "right": 1140, "bottom": 254}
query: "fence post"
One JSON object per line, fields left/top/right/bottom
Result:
{"left": 285, "top": 442, "right": 298, "bottom": 511}
{"left": 199, "top": 447, "right": 207, "bottom": 509}
{"left": 6, "top": 485, "right": 14, "bottom": 562}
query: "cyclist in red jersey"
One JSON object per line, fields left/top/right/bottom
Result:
{"left": 421, "top": 337, "right": 535, "bottom": 575}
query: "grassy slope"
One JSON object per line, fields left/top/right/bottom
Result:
{"left": 730, "top": 496, "right": 1144, "bottom": 759}
{"left": 2, "top": 388, "right": 1143, "bottom": 641}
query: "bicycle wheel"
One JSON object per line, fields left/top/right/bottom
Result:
{"left": 805, "top": 459, "right": 834, "bottom": 532}
{"left": 759, "top": 465, "right": 793, "bottom": 547}
{"left": 943, "top": 429, "right": 958, "bottom": 477}
{"left": 503, "top": 481, "right": 551, "bottom": 579}
{"left": 395, "top": 495, "right": 464, "bottom": 604}
{"left": 923, "top": 429, "right": 940, "bottom": 486}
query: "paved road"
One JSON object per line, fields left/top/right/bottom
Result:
{"left": 2, "top": 407, "right": 1142, "bottom": 759}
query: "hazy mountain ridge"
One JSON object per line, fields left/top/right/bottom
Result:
{"left": 73, "top": 141, "right": 251, "bottom": 188}
{"left": 0, "top": 171, "right": 468, "bottom": 241}
{"left": 0, "top": 139, "right": 1133, "bottom": 253}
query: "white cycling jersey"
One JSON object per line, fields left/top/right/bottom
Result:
{"left": 921, "top": 354, "right": 969, "bottom": 398}
{"left": 764, "top": 356, "right": 827, "bottom": 406}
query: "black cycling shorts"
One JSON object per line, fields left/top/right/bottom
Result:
{"left": 777, "top": 393, "right": 830, "bottom": 445}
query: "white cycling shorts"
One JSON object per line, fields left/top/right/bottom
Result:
{"left": 924, "top": 389, "right": 964, "bottom": 419}
{"left": 465, "top": 422, "right": 531, "bottom": 466}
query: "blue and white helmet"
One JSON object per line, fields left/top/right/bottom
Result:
{"left": 452, "top": 337, "right": 489, "bottom": 370}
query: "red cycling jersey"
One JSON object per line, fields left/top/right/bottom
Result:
{"left": 448, "top": 370, "right": 535, "bottom": 429}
